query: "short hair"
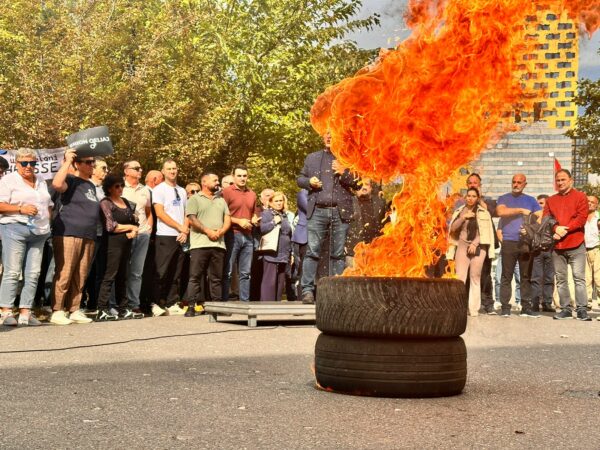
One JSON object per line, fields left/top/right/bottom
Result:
{"left": 185, "top": 182, "right": 200, "bottom": 192}
{"left": 15, "top": 148, "right": 37, "bottom": 160}
{"left": 162, "top": 158, "right": 176, "bottom": 169}
{"left": 467, "top": 173, "right": 482, "bottom": 182}
{"left": 102, "top": 173, "right": 124, "bottom": 194}
{"left": 122, "top": 159, "right": 137, "bottom": 171}
{"left": 555, "top": 169, "right": 572, "bottom": 178}
{"left": 232, "top": 164, "right": 248, "bottom": 174}
{"left": 537, "top": 194, "right": 549, "bottom": 200}
{"left": 270, "top": 191, "right": 288, "bottom": 211}
{"left": 0, "top": 157, "right": 8, "bottom": 171}
{"left": 200, "top": 172, "right": 217, "bottom": 182}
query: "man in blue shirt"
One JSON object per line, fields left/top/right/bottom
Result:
{"left": 496, "top": 174, "right": 541, "bottom": 318}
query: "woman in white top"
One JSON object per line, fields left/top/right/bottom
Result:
{"left": 0, "top": 148, "right": 53, "bottom": 326}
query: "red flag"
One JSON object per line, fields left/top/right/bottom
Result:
{"left": 553, "top": 158, "right": 562, "bottom": 191}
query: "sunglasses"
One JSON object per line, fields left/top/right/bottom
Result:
{"left": 112, "top": 184, "right": 124, "bottom": 189}
{"left": 78, "top": 159, "right": 96, "bottom": 166}
{"left": 189, "top": 190, "right": 198, "bottom": 195}
{"left": 128, "top": 166, "right": 142, "bottom": 171}
{"left": 19, "top": 161, "right": 38, "bottom": 168}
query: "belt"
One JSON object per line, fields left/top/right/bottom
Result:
{"left": 316, "top": 204, "right": 337, "bottom": 208}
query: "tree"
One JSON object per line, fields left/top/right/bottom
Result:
{"left": 568, "top": 78, "right": 600, "bottom": 174}
{"left": 0, "top": 0, "right": 379, "bottom": 197}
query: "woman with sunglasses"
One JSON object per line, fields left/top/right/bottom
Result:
{"left": 0, "top": 148, "right": 53, "bottom": 326}
{"left": 96, "top": 173, "right": 140, "bottom": 321}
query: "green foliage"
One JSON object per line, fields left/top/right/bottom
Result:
{"left": 568, "top": 78, "right": 600, "bottom": 174}
{"left": 0, "top": 0, "right": 379, "bottom": 197}
{"left": 580, "top": 183, "right": 600, "bottom": 198}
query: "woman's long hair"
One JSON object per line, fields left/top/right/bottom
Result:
{"left": 465, "top": 187, "right": 480, "bottom": 242}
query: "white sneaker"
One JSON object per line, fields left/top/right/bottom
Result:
{"left": 50, "top": 310, "right": 73, "bottom": 326}
{"left": 151, "top": 303, "right": 166, "bottom": 317}
{"left": 69, "top": 309, "right": 93, "bottom": 324}
{"left": 166, "top": 304, "right": 186, "bottom": 316}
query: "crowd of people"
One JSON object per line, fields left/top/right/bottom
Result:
{"left": 447, "top": 171, "right": 600, "bottom": 321}
{"left": 0, "top": 136, "right": 598, "bottom": 327}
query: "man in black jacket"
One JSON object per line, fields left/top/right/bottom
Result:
{"left": 297, "top": 132, "right": 359, "bottom": 304}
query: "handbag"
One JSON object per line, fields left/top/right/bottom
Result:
{"left": 258, "top": 224, "right": 280, "bottom": 252}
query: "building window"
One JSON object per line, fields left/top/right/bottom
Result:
{"left": 565, "top": 52, "right": 576, "bottom": 58}
{"left": 533, "top": 82, "right": 549, "bottom": 89}
{"left": 549, "top": 91, "right": 560, "bottom": 98}
{"left": 543, "top": 110, "right": 558, "bottom": 117}
{"left": 557, "top": 61, "right": 572, "bottom": 68}
{"left": 556, "top": 101, "right": 571, "bottom": 107}
{"left": 565, "top": 71, "right": 575, "bottom": 78}
{"left": 545, "top": 52, "right": 561, "bottom": 60}
{"left": 535, "top": 63, "right": 548, "bottom": 70}
{"left": 557, "top": 81, "right": 572, "bottom": 88}
{"left": 556, "top": 120, "right": 571, "bottom": 128}
{"left": 524, "top": 53, "right": 539, "bottom": 61}
{"left": 524, "top": 72, "right": 538, "bottom": 80}
{"left": 536, "top": 43, "right": 550, "bottom": 50}
{"left": 546, "top": 13, "right": 557, "bottom": 20}
{"left": 565, "top": 111, "right": 575, "bottom": 117}
{"left": 546, "top": 33, "right": 561, "bottom": 39}
{"left": 558, "top": 42, "right": 573, "bottom": 49}
{"left": 545, "top": 72, "right": 560, "bottom": 79}
{"left": 537, "top": 24, "right": 550, "bottom": 31}
{"left": 566, "top": 32, "right": 576, "bottom": 39}
{"left": 557, "top": 22, "right": 573, "bottom": 30}
{"left": 565, "top": 91, "right": 575, "bottom": 97}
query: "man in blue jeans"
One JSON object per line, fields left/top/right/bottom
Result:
{"left": 297, "top": 132, "right": 360, "bottom": 304}
{"left": 222, "top": 165, "right": 259, "bottom": 301}
{"left": 496, "top": 174, "right": 541, "bottom": 318}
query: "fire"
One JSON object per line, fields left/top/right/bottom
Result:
{"left": 311, "top": 0, "right": 600, "bottom": 277}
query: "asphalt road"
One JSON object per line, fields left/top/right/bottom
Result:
{"left": 1, "top": 310, "right": 599, "bottom": 449}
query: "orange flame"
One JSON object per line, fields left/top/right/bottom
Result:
{"left": 311, "top": 0, "right": 600, "bottom": 277}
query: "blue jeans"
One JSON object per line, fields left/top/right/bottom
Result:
{"left": 301, "top": 207, "right": 349, "bottom": 295}
{"left": 0, "top": 223, "right": 49, "bottom": 309}
{"left": 553, "top": 243, "right": 587, "bottom": 312}
{"left": 127, "top": 232, "right": 150, "bottom": 308}
{"left": 223, "top": 232, "right": 253, "bottom": 301}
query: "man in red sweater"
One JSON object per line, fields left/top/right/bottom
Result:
{"left": 543, "top": 169, "right": 590, "bottom": 321}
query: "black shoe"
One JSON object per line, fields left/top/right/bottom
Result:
{"left": 500, "top": 309, "right": 511, "bottom": 318}
{"left": 576, "top": 309, "right": 592, "bottom": 321}
{"left": 553, "top": 309, "right": 573, "bottom": 320}
{"left": 542, "top": 304, "right": 556, "bottom": 313}
{"left": 120, "top": 309, "right": 144, "bottom": 320}
{"left": 482, "top": 305, "right": 497, "bottom": 315}
{"left": 184, "top": 306, "right": 196, "bottom": 317}
{"left": 531, "top": 304, "right": 540, "bottom": 312}
{"left": 520, "top": 309, "right": 540, "bottom": 318}
{"left": 96, "top": 309, "right": 118, "bottom": 322}
{"left": 301, "top": 291, "right": 315, "bottom": 304}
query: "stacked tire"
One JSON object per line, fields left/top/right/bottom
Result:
{"left": 314, "top": 277, "right": 468, "bottom": 398}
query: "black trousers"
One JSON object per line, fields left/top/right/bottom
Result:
{"left": 480, "top": 256, "right": 494, "bottom": 307}
{"left": 155, "top": 236, "right": 185, "bottom": 307}
{"left": 188, "top": 247, "right": 225, "bottom": 304}
{"left": 530, "top": 250, "right": 555, "bottom": 306}
{"left": 97, "top": 234, "right": 132, "bottom": 311}
{"left": 140, "top": 235, "right": 156, "bottom": 311}
{"left": 500, "top": 241, "right": 533, "bottom": 311}
{"left": 261, "top": 260, "right": 287, "bottom": 301}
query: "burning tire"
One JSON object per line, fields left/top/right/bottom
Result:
{"left": 315, "top": 334, "right": 467, "bottom": 398}
{"left": 316, "top": 277, "right": 467, "bottom": 338}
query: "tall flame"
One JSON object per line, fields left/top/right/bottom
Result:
{"left": 311, "top": 0, "right": 600, "bottom": 277}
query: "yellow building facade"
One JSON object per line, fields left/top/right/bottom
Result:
{"left": 520, "top": 8, "right": 579, "bottom": 129}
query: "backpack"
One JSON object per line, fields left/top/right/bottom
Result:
{"left": 520, "top": 215, "right": 557, "bottom": 252}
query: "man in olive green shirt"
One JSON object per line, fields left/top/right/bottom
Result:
{"left": 185, "top": 172, "right": 231, "bottom": 316}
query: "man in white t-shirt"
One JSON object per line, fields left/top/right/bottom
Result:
{"left": 151, "top": 159, "right": 189, "bottom": 316}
